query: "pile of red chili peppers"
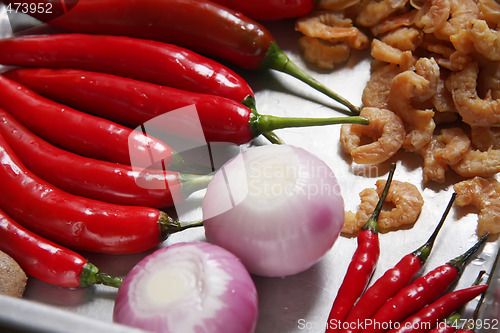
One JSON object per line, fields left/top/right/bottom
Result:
{"left": 0, "top": 0, "right": 369, "bottom": 289}
{"left": 324, "top": 183, "right": 494, "bottom": 333}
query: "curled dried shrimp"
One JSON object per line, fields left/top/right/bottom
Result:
{"left": 419, "top": 127, "right": 470, "bottom": 183}
{"left": 298, "top": 37, "right": 351, "bottom": 69}
{"left": 340, "top": 107, "right": 405, "bottom": 164}
{"left": 454, "top": 177, "right": 500, "bottom": 235}
{"left": 448, "top": 62, "right": 500, "bottom": 127}
{"left": 471, "top": 126, "right": 500, "bottom": 151}
{"left": 469, "top": 19, "right": 500, "bottom": 61}
{"left": 343, "top": 179, "right": 424, "bottom": 233}
{"left": 451, "top": 148, "right": 500, "bottom": 178}
{"left": 356, "top": 0, "right": 409, "bottom": 27}
{"left": 388, "top": 58, "right": 439, "bottom": 151}
{"left": 414, "top": 0, "right": 450, "bottom": 34}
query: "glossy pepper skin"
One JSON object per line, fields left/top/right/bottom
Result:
{"left": 0, "top": 34, "right": 255, "bottom": 106}
{"left": 210, "top": 0, "right": 316, "bottom": 20}
{"left": 28, "top": 0, "right": 274, "bottom": 69}
{"left": 16, "top": 0, "right": 360, "bottom": 113}
{"left": 0, "top": 134, "right": 182, "bottom": 255}
{"left": 4, "top": 68, "right": 256, "bottom": 145}
{"left": 341, "top": 194, "right": 456, "bottom": 333}
{"left": 0, "top": 209, "right": 122, "bottom": 288}
{"left": 4, "top": 68, "right": 369, "bottom": 145}
{"left": 362, "top": 234, "right": 489, "bottom": 333}
{"left": 0, "top": 75, "right": 174, "bottom": 167}
{"left": 326, "top": 164, "right": 396, "bottom": 333}
{"left": 0, "top": 109, "right": 186, "bottom": 208}
{"left": 387, "top": 284, "right": 488, "bottom": 333}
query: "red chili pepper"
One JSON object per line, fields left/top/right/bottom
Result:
{"left": 340, "top": 193, "right": 457, "bottom": 333}
{"left": 0, "top": 208, "right": 122, "bottom": 288}
{"left": 0, "top": 75, "right": 175, "bottom": 167}
{"left": 4, "top": 68, "right": 369, "bottom": 145}
{"left": 17, "top": 0, "right": 359, "bottom": 113}
{"left": 0, "top": 134, "right": 200, "bottom": 254}
{"left": 0, "top": 33, "right": 255, "bottom": 108}
{"left": 387, "top": 284, "right": 488, "bottom": 333}
{"left": 210, "top": 0, "right": 316, "bottom": 20}
{"left": 325, "top": 164, "right": 397, "bottom": 333}
{"left": 361, "top": 234, "right": 490, "bottom": 333}
{"left": 0, "top": 109, "right": 211, "bottom": 208}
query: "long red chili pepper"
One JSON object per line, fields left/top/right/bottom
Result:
{"left": 325, "top": 163, "right": 397, "bottom": 333}
{"left": 340, "top": 193, "right": 457, "bottom": 333}
{"left": 361, "top": 234, "right": 490, "bottom": 333}
{"left": 0, "top": 109, "right": 211, "bottom": 208}
{"left": 387, "top": 284, "right": 488, "bottom": 333}
{"left": 0, "top": 134, "right": 201, "bottom": 254}
{"left": 210, "top": 0, "right": 316, "bottom": 20}
{"left": 0, "top": 33, "right": 255, "bottom": 108}
{"left": 16, "top": 0, "right": 359, "bottom": 113}
{"left": 0, "top": 75, "right": 177, "bottom": 167}
{"left": 0, "top": 208, "right": 122, "bottom": 288}
{"left": 4, "top": 68, "right": 369, "bottom": 145}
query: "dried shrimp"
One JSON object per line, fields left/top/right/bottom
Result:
{"left": 340, "top": 107, "right": 405, "bottom": 164}
{"left": 419, "top": 127, "right": 471, "bottom": 183}
{"left": 454, "top": 177, "right": 500, "bottom": 235}
{"left": 448, "top": 62, "right": 500, "bottom": 127}
{"left": 298, "top": 37, "right": 351, "bottom": 69}
{"left": 343, "top": 179, "right": 424, "bottom": 233}
{"left": 296, "top": 0, "right": 500, "bottom": 185}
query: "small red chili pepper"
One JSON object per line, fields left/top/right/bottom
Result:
{"left": 0, "top": 109, "right": 211, "bottom": 208}
{"left": 0, "top": 208, "right": 122, "bottom": 288}
{"left": 0, "top": 134, "right": 200, "bottom": 254}
{"left": 325, "top": 163, "right": 397, "bottom": 333}
{"left": 361, "top": 234, "right": 490, "bottom": 333}
{"left": 340, "top": 193, "right": 457, "bottom": 333}
{"left": 210, "top": 0, "right": 316, "bottom": 20}
{"left": 0, "top": 33, "right": 255, "bottom": 108}
{"left": 0, "top": 75, "right": 176, "bottom": 167}
{"left": 387, "top": 284, "right": 488, "bottom": 333}
{"left": 4, "top": 68, "right": 369, "bottom": 145}
{"left": 18, "top": 0, "right": 359, "bottom": 113}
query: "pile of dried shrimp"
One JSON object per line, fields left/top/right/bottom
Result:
{"left": 297, "top": 0, "right": 500, "bottom": 235}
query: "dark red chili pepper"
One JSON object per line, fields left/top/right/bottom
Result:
{"left": 0, "top": 109, "right": 211, "bottom": 208}
{"left": 0, "top": 134, "right": 200, "bottom": 254}
{"left": 16, "top": 0, "right": 359, "bottom": 113}
{"left": 340, "top": 193, "right": 456, "bottom": 333}
{"left": 361, "top": 234, "right": 490, "bottom": 333}
{"left": 0, "top": 33, "right": 256, "bottom": 108}
{"left": 325, "top": 163, "right": 397, "bottom": 333}
{"left": 0, "top": 208, "right": 122, "bottom": 288}
{"left": 209, "top": 0, "right": 316, "bottom": 20}
{"left": 387, "top": 284, "right": 488, "bottom": 333}
{"left": 4, "top": 68, "right": 368, "bottom": 145}
{"left": 0, "top": 75, "right": 176, "bottom": 167}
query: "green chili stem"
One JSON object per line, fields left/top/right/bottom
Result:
{"left": 80, "top": 262, "right": 123, "bottom": 288}
{"left": 250, "top": 113, "right": 369, "bottom": 135}
{"left": 158, "top": 211, "right": 203, "bottom": 240}
{"left": 262, "top": 42, "right": 360, "bottom": 115}
{"left": 362, "top": 163, "right": 397, "bottom": 234}
{"left": 412, "top": 193, "right": 457, "bottom": 263}
{"left": 262, "top": 131, "right": 285, "bottom": 144}
{"left": 178, "top": 173, "right": 213, "bottom": 196}
{"left": 448, "top": 233, "right": 489, "bottom": 275}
